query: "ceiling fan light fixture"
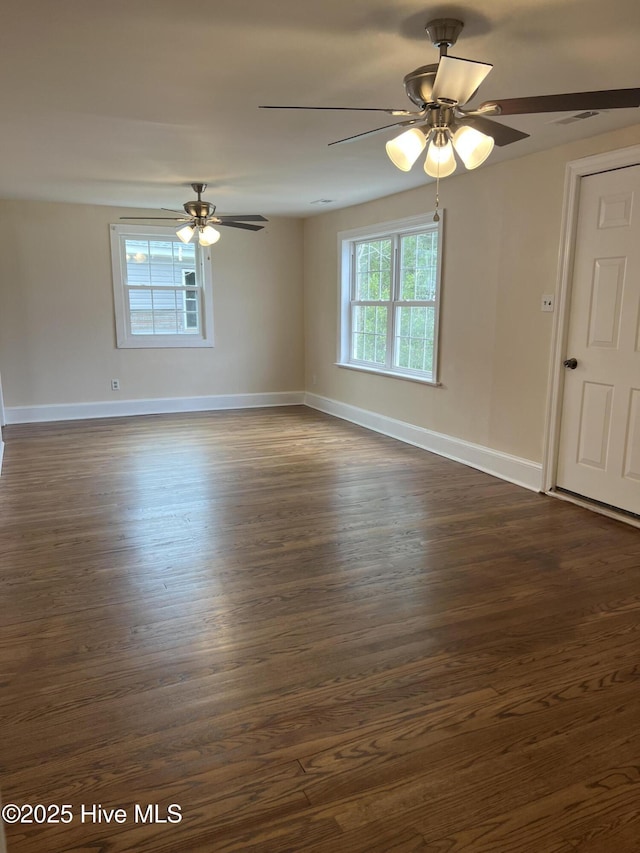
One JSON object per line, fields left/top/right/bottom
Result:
{"left": 452, "top": 125, "right": 494, "bottom": 169}
{"left": 198, "top": 225, "right": 221, "bottom": 247}
{"left": 424, "top": 133, "right": 456, "bottom": 178}
{"left": 385, "top": 127, "right": 428, "bottom": 171}
{"left": 176, "top": 224, "right": 195, "bottom": 244}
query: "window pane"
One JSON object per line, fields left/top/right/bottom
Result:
{"left": 128, "top": 287, "right": 200, "bottom": 335}
{"left": 184, "top": 312, "right": 199, "bottom": 331}
{"left": 355, "top": 239, "right": 392, "bottom": 301}
{"left": 399, "top": 231, "right": 438, "bottom": 301}
{"left": 152, "top": 289, "right": 179, "bottom": 311}
{"left": 125, "top": 240, "right": 151, "bottom": 286}
{"left": 129, "top": 289, "right": 152, "bottom": 311}
{"left": 185, "top": 288, "right": 198, "bottom": 329}
{"left": 125, "top": 240, "right": 150, "bottom": 263}
{"left": 174, "top": 242, "right": 196, "bottom": 264}
{"left": 130, "top": 311, "right": 155, "bottom": 335}
{"left": 149, "top": 240, "right": 179, "bottom": 265}
{"left": 124, "top": 238, "right": 197, "bottom": 287}
{"left": 151, "top": 263, "right": 181, "bottom": 287}
{"left": 394, "top": 306, "right": 435, "bottom": 373}
{"left": 123, "top": 235, "right": 201, "bottom": 336}
{"left": 352, "top": 305, "right": 388, "bottom": 365}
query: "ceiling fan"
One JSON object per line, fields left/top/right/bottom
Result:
{"left": 120, "top": 183, "right": 268, "bottom": 246}
{"left": 260, "top": 17, "right": 640, "bottom": 179}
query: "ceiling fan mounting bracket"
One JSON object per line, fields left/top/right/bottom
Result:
{"left": 402, "top": 19, "right": 468, "bottom": 107}
{"left": 424, "top": 18, "right": 464, "bottom": 55}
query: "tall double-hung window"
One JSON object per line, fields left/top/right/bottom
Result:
{"left": 338, "top": 213, "right": 442, "bottom": 383}
{"left": 110, "top": 225, "right": 214, "bottom": 348}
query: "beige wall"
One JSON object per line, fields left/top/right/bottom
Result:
{"left": 0, "top": 201, "right": 304, "bottom": 407}
{"left": 303, "top": 124, "right": 640, "bottom": 464}
{"left": 1, "top": 124, "right": 640, "bottom": 467}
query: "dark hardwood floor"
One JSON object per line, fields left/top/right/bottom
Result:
{"left": 1, "top": 406, "right": 639, "bottom": 852}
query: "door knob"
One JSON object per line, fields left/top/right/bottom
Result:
{"left": 563, "top": 357, "right": 578, "bottom": 369}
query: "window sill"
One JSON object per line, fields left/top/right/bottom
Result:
{"left": 335, "top": 362, "right": 441, "bottom": 387}
{"left": 116, "top": 337, "right": 214, "bottom": 349}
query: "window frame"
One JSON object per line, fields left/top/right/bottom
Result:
{"left": 337, "top": 212, "right": 443, "bottom": 385}
{"left": 110, "top": 224, "right": 214, "bottom": 349}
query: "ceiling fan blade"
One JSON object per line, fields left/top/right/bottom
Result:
{"left": 479, "top": 88, "right": 640, "bottom": 116}
{"left": 216, "top": 215, "right": 268, "bottom": 222}
{"left": 161, "top": 207, "right": 191, "bottom": 215}
{"left": 431, "top": 55, "right": 493, "bottom": 106}
{"left": 459, "top": 115, "right": 530, "bottom": 147}
{"left": 218, "top": 221, "right": 265, "bottom": 231}
{"left": 328, "top": 118, "right": 423, "bottom": 147}
{"left": 259, "top": 105, "right": 418, "bottom": 117}
{"left": 119, "top": 216, "right": 187, "bottom": 220}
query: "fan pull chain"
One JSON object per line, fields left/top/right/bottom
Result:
{"left": 433, "top": 173, "right": 441, "bottom": 222}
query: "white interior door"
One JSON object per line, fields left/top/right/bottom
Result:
{"left": 556, "top": 163, "right": 640, "bottom": 515}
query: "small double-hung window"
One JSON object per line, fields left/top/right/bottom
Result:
{"left": 110, "top": 225, "right": 214, "bottom": 348}
{"left": 339, "top": 213, "right": 442, "bottom": 383}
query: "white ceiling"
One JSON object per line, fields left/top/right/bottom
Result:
{"left": 1, "top": 0, "right": 639, "bottom": 217}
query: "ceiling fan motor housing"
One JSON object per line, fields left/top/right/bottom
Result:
{"left": 183, "top": 183, "right": 215, "bottom": 220}
{"left": 403, "top": 64, "right": 440, "bottom": 108}
{"left": 183, "top": 201, "right": 215, "bottom": 218}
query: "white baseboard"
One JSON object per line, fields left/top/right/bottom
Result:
{"left": 3, "top": 390, "right": 543, "bottom": 492}
{"left": 5, "top": 391, "right": 305, "bottom": 425}
{"left": 0, "top": 439, "right": 4, "bottom": 476}
{"left": 305, "top": 393, "right": 543, "bottom": 492}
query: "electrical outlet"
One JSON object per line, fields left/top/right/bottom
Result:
{"left": 541, "top": 295, "right": 554, "bottom": 312}
{"left": 312, "top": 374, "right": 317, "bottom": 386}
{"left": 111, "top": 379, "right": 120, "bottom": 391}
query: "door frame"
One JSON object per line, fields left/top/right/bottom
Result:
{"left": 542, "top": 144, "right": 640, "bottom": 516}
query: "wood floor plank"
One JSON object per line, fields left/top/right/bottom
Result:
{"left": 417, "top": 764, "right": 640, "bottom": 852}
{"left": 562, "top": 801, "right": 640, "bottom": 852}
{"left": 309, "top": 702, "right": 638, "bottom": 831}
{"left": 1, "top": 407, "right": 640, "bottom": 851}
{"left": 301, "top": 679, "right": 640, "bottom": 803}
